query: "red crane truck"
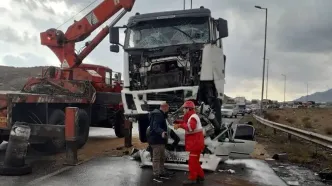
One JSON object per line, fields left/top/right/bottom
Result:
{"left": 0, "top": 0, "right": 136, "bottom": 153}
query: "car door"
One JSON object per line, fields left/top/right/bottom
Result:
{"left": 228, "top": 124, "right": 256, "bottom": 159}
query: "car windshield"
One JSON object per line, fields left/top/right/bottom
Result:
{"left": 124, "top": 16, "right": 209, "bottom": 49}
{"left": 222, "top": 106, "right": 234, "bottom": 109}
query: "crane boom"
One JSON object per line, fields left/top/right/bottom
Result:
{"left": 40, "top": 0, "right": 136, "bottom": 68}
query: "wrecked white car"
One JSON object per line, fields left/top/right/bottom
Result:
{"left": 131, "top": 103, "right": 256, "bottom": 171}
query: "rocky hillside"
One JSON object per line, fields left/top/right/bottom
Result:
{"left": 294, "top": 89, "right": 332, "bottom": 103}
{"left": 0, "top": 66, "right": 44, "bottom": 91}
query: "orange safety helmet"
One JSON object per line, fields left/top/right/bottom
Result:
{"left": 183, "top": 100, "right": 195, "bottom": 108}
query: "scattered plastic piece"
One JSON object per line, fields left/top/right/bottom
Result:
{"left": 218, "top": 169, "right": 235, "bottom": 174}
{"left": 286, "top": 181, "right": 299, "bottom": 185}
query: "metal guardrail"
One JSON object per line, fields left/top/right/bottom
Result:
{"left": 253, "top": 114, "right": 332, "bottom": 149}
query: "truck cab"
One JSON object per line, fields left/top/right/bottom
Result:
{"left": 109, "top": 7, "right": 228, "bottom": 142}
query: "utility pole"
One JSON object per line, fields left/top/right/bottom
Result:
{"left": 191, "top": 0, "right": 193, "bottom": 9}
{"left": 183, "top": 0, "right": 185, "bottom": 10}
{"left": 265, "top": 59, "right": 269, "bottom": 100}
{"left": 282, "top": 74, "right": 286, "bottom": 104}
{"left": 255, "top": 5, "right": 268, "bottom": 115}
{"left": 306, "top": 82, "right": 309, "bottom": 102}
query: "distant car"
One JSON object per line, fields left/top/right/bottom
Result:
{"left": 221, "top": 105, "right": 239, "bottom": 118}
{"left": 237, "top": 105, "right": 246, "bottom": 116}
{"left": 245, "top": 107, "right": 252, "bottom": 114}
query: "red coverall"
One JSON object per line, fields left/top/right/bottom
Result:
{"left": 178, "top": 109, "right": 205, "bottom": 181}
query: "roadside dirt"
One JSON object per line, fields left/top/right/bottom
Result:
{"left": 266, "top": 108, "right": 332, "bottom": 136}
{"left": 251, "top": 143, "right": 270, "bottom": 160}
{"left": 241, "top": 115, "right": 332, "bottom": 172}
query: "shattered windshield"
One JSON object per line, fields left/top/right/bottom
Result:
{"left": 124, "top": 17, "right": 209, "bottom": 49}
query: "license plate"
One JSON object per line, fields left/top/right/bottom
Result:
{"left": 0, "top": 117, "right": 6, "bottom": 123}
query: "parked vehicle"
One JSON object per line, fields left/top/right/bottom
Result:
{"left": 221, "top": 104, "right": 238, "bottom": 118}
{"left": 245, "top": 107, "right": 252, "bottom": 114}
{"left": 237, "top": 104, "right": 246, "bottom": 116}
{"left": 109, "top": 6, "right": 229, "bottom": 142}
{"left": 0, "top": 0, "right": 137, "bottom": 153}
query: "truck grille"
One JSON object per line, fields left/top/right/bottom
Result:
{"left": 146, "top": 90, "right": 184, "bottom": 112}
{"left": 147, "top": 71, "right": 182, "bottom": 89}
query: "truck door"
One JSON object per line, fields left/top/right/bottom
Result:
{"left": 211, "top": 19, "right": 225, "bottom": 100}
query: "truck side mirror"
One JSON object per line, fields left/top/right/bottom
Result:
{"left": 217, "top": 18, "right": 228, "bottom": 39}
{"left": 110, "top": 45, "right": 120, "bottom": 53}
{"left": 117, "top": 73, "right": 122, "bottom": 82}
{"left": 109, "top": 27, "right": 120, "bottom": 44}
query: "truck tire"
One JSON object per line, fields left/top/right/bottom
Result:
{"left": 138, "top": 115, "right": 149, "bottom": 143}
{"left": 77, "top": 109, "right": 90, "bottom": 149}
{"left": 31, "top": 109, "right": 66, "bottom": 154}
{"left": 114, "top": 110, "right": 125, "bottom": 138}
{"left": 0, "top": 163, "right": 32, "bottom": 176}
{"left": 0, "top": 135, "right": 3, "bottom": 145}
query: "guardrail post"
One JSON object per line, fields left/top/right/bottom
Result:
{"left": 0, "top": 123, "right": 32, "bottom": 176}
{"left": 288, "top": 133, "right": 292, "bottom": 140}
{"left": 273, "top": 129, "right": 277, "bottom": 134}
{"left": 64, "top": 107, "right": 79, "bottom": 166}
{"left": 124, "top": 119, "right": 132, "bottom": 147}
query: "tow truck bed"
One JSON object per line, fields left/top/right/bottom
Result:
{"left": 0, "top": 90, "right": 93, "bottom": 129}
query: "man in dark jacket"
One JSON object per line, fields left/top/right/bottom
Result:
{"left": 148, "top": 102, "right": 172, "bottom": 182}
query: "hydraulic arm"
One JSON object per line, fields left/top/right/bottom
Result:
{"left": 40, "top": 0, "right": 136, "bottom": 69}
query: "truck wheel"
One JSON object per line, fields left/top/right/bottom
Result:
{"left": 77, "top": 109, "right": 90, "bottom": 149}
{"left": 0, "top": 136, "right": 3, "bottom": 145}
{"left": 31, "top": 109, "right": 65, "bottom": 154}
{"left": 114, "top": 110, "right": 125, "bottom": 138}
{"left": 138, "top": 115, "right": 149, "bottom": 143}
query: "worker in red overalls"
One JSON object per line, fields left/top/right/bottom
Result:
{"left": 173, "top": 100, "right": 205, "bottom": 185}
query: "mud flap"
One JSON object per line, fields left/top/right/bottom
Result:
{"left": 114, "top": 110, "right": 125, "bottom": 138}
{"left": 138, "top": 115, "right": 149, "bottom": 143}
{"left": 76, "top": 109, "right": 90, "bottom": 149}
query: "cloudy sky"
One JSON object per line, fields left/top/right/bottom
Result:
{"left": 0, "top": 0, "right": 331, "bottom": 101}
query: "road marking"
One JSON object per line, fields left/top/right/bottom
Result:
{"left": 27, "top": 157, "right": 96, "bottom": 185}
{"left": 27, "top": 166, "right": 73, "bottom": 185}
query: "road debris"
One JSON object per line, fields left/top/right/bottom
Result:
{"left": 272, "top": 153, "right": 288, "bottom": 161}
{"left": 219, "top": 169, "right": 236, "bottom": 174}
{"left": 287, "top": 180, "right": 300, "bottom": 185}
{"left": 318, "top": 168, "right": 332, "bottom": 180}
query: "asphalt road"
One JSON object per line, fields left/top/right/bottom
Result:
{"left": 0, "top": 116, "right": 328, "bottom": 186}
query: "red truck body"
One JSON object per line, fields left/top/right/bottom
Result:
{"left": 0, "top": 0, "right": 136, "bottom": 153}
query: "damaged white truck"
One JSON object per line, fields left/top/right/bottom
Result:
{"left": 109, "top": 7, "right": 256, "bottom": 171}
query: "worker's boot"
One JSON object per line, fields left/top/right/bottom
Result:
{"left": 197, "top": 177, "right": 205, "bottom": 183}
{"left": 182, "top": 179, "right": 197, "bottom": 185}
{"left": 153, "top": 175, "right": 163, "bottom": 183}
